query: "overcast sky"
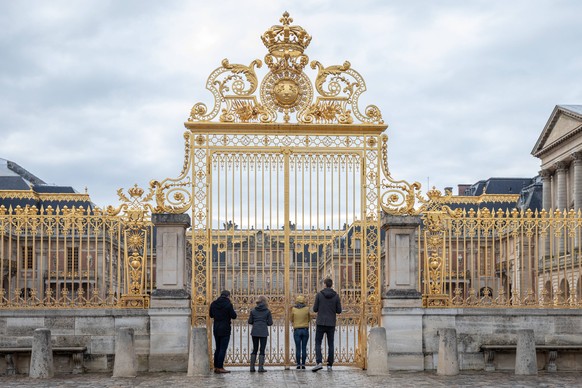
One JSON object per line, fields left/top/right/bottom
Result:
{"left": 1, "top": 0, "right": 581, "bottom": 207}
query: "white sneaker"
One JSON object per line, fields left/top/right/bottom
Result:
{"left": 312, "top": 363, "right": 323, "bottom": 372}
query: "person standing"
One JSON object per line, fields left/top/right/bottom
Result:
{"left": 291, "top": 294, "right": 310, "bottom": 369}
{"left": 209, "top": 290, "right": 237, "bottom": 373}
{"left": 312, "top": 278, "right": 342, "bottom": 372}
{"left": 248, "top": 295, "right": 273, "bottom": 373}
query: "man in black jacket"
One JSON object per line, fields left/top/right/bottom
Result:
{"left": 209, "top": 290, "right": 237, "bottom": 373}
{"left": 312, "top": 278, "right": 342, "bottom": 372}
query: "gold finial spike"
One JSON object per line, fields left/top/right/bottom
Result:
{"left": 280, "top": 11, "right": 292, "bottom": 25}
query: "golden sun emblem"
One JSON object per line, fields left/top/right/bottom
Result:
{"left": 273, "top": 79, "right": 299, "bottom": 107}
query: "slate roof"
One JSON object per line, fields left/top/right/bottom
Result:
{"left": 0, "top": 158, "right": 94, "bottom": 213}
{"left": 447, "top": 177, "right": 536, "bottom": 213}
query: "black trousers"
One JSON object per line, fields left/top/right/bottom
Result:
{"left": 251, "top": 336, "right": 268, "bottom": 356}
{"left": 213, "top": 334, "right": 230, "bottom": 368}
{"left": 314, "top": 324, "right": 335, "bottom": 366}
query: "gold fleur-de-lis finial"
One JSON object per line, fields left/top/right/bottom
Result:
{"left": 280, "top": 11, "right": 292, "bottom": 25}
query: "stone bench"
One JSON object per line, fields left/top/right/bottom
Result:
{"left": 0, "top": 346, "right": 86, "bottom": 375}
{"left": 481, "top": 344, "right": 582, "bottom": 372}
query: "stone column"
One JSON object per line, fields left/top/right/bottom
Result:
{"left": 572, "top": 152, "right": 582, "bottom": 211}
{"left": 555, "top": 161, "right": 568, "bottom": 211}
{"left": 539, "top": 169, "right": 552, "bottom": 211}
{"left": 381, "top": 214, "right": 424, "bottom": 370}
{"left": 555, "top": 162, "right": 569, "bottom": 255}
{"left": 149, "top": 213, "right": 192, "bottom": 372}
{"left": 540, "top": 170, "right": 553, "bottom": 258}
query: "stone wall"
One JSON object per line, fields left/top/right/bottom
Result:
{"left": 383, "top": 305, "right": 582, "bottom": 371}
{"left": 0, "top": 309, "right": 150, "bottom": 374}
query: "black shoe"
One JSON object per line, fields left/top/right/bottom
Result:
{"left": 301, "top": 365, "right": 306, "bottom": 369}
{"left": 296, "top": 365, "right": 301, "bottom": 369}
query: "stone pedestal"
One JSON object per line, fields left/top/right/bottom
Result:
{"left": 113, "top": 327, "right": 137, "bottom": 377}
{"left": 152, "top": 213, "right": 191, "bottom": 290}
{"left": 367, "top": 327, "right": 389, "bottom": 375}
{"left": 29, "top": 328, "right": 54, "bottom": 378}
{"left": 381, "top": 214, "right": 424, "bottom": 370}
{"left": 149, "top": 213, "right": 192, "bottom": 372}
{"left": 187, "top": 327, "right": 210, "bottom": 376}
{"left": 437, "top": 328, "right": 459, "bottom": 375}
{"left": 515, "top": 329, "right": 537, "bottom": 375}
{"left": 382, "top": 214, "right": 422, "bottom": 299}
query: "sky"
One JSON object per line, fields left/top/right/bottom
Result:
{"left": 1, "top": 0, "right": 581, "bottom": 208}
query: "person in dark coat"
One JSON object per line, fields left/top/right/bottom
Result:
{"left": 248, "top": 295, "right": 273, "bottom": 373}
{"left": 209, "top": 290, "right": 237, "bottom": 373}
{"left": 312, "top": 278, "right": 342, "bottom": 372}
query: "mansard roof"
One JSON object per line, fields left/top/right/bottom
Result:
{"left": 532, "top": 104, "right": 582, "bottom": 158}
{"left": 0, "top": 158, "right": 93, "bottom": 213}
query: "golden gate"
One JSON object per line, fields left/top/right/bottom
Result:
{"left": 150, "top": 12, "right": 420, "bottom": 368}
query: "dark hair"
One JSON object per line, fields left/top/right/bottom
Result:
{"left": 220, "top": 290, "right": 231, "bottom": 298}
{"left": 324, "top": 278, "right": 333, "bottom": 288}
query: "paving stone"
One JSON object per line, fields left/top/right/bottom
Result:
{"left": 0, "top": 369, "right": 580, "bottom": 388}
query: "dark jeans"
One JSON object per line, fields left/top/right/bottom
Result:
{"left": 314, "top": 325, "right": 335, "bottom": 366}
{"left": 213, "top": 334, "right": 230, "bottom": 368}
{"left": 293, "top": 327, "right": 309, "bottom": 366}
{"left": 251, "top": 336, "right": 268, "bottom": 356}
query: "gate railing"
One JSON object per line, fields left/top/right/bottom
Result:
{"left": 420, "top": 189, "right": 582, "bottom": 308}
{"left": 0, "top": 185, "right": 154, "bottom": 309}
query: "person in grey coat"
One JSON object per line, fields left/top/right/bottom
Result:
{"left": 248, "top": 295, "right": 273, "bottom": 372}
{"left": 312, "top": 278, "right": 342, "bottom": 372}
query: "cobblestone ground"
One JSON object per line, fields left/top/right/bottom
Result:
{"left": 1, "top": 368, "right": 581, "bottom": 388}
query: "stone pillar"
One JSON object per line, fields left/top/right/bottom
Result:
{"left": 540, "top": 170, "right": 552, "bottom": 257}
{"left": 383, "top": 214, "right": 422, "bottom": 300}
{"left": 573, "top": 153, "right": 582, "bottom": 211}
{"left": 113, "top": 327, "right": 137, "bottom": 378}
{"left": 367, "top": 327, "right": 389, "bottom": 375}
{"left": 381, "top": 214, "right": 424, "bottom": 370}
{"left": 515, "top": 329, "right": 537, "bottom": 375}
{"left": 437, "top": 328, "right": 459, "bottom": 375}
{"left": 149, "top": 213, "right": 192, "bottom": 372}
{"left": 187, "top": 327, "right": 210, "bottom": 376}
{"left": 555, "top": 162, "right": 569, "bottom": 255}
{"left": 29, "top": 328, "right": 54, "bottom": 379}
{"left": 540, "top": 169, "right": 552, "bottom": 211}
{"left": 555, "top": 161, "right": 568, "bottom": 211}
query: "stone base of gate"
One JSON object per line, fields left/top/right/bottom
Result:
{"left": 382, "top": 298, "right": 424, "bottom": 371}
{"left": 148, "top": 290, "right": 191, "bottom": 372}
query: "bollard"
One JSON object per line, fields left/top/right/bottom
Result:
{"left": 113, "top": 327, "right": 137, "bottom": 378}
{"left": 367, "top": 327, "right": 389, "bottom": 375}
{"left": 187, "top": 327, "right": 210, "bottom": 376}
{"left": 29, "top": 328, "right": 54, "bottom": 378}
{"left": 515, "top": 329, "right": 537, "bottom": 375}
{"left": 437, "top": 328, "right": 459, "bottom": 376}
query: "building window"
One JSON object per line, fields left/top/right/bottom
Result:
{"left": 21, "top": 246, "right": 33, "bottom": 269}
{"left": 355, "top": 262, "right": 361, "bottom": 284}
{"left": 67, "top": 247, "right": 78, "bottom": 272}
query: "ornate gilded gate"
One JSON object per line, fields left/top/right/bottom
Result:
{"left": 150, "top": 13, "right": 421, "bottom": 369}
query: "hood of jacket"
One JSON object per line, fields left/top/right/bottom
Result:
{"left": 214, "top": 296, "right": 231, "bottom": 309}
{"left": 295, "top": 303, "right": 306, "bottom": 308}
{"left": 321, "top": 287, "right": 337, "bottom": 299}
{"left": 255, "top": 302, "right": 268, "bottom": 311}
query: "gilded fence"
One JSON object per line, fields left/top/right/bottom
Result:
{"left": 420, "top": 189, "right": 582, "bottom": 308}
{"left": 0, "top": 185, "right": 154, "bottom": 309}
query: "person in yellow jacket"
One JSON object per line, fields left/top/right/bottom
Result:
{"left": 290, "top": 295, "right": 311, "bottom": 369}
